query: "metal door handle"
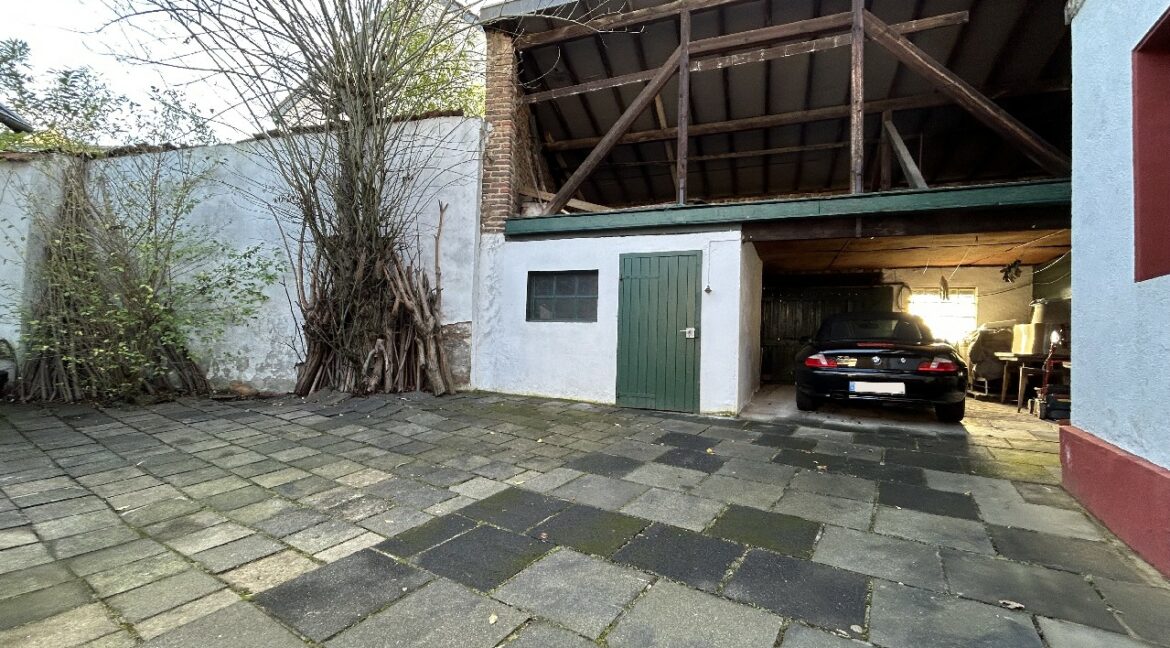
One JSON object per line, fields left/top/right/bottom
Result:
{"left": 679, "top": 327, "right": 696, "bottom": 339}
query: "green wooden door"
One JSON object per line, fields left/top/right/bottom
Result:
{"left": 616, "top": 251, "right": 702, "bottom": 412}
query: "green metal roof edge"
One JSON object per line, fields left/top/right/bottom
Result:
{"left": 503, "top": 179, "right": 1071, "bottom": 237}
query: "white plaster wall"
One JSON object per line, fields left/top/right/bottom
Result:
{"left": 1072, "top": 0, "right": 1170, "bottom": 469}
{"left": 882, "top": 266, "right": 1035, "bottom": 326}
{"left": 738, "top": 242, "right": 763, "bottom": 410}
{"left": 0, "top": 116, "right": 482, "bottom": 392}
{"left": 472, "top": 228, "right": 748, "bottom": 414}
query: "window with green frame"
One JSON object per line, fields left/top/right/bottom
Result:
{"left": 526, "top": 270, "right": 599, "bottom": 322}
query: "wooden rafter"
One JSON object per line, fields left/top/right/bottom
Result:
{"left": 883, "top": 117, "right": 928, "bottom": 189}
{"left": 542, "top": 45, "right": 684, "bottom": 216}
{"left": 521, "top": 11, "right": 968, "bottom": 105}
{"left": 862, "top": 10, "right": 1071, "bottom": 177}
{"left": 516, "top": 0, "right": 746, "bottom": 50}
{"left": 543, "top": 81, "right": 1069, "bottom": 152}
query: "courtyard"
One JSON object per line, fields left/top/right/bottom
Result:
{"left": 0, "top": 392, "right": 1166, "bottom": 647}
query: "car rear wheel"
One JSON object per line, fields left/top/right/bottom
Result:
{"left": 796, "top": 391, "right": 820, "bottom": 412}
{"left": 935, "top": 400, "right": 966, "bottom": 423}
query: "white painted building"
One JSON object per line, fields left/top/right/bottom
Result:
{"left": 1061, "top": 0, "right": 1170, "bottom": 576}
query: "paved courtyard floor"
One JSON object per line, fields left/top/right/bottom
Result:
{"left": 0, "top": 391, "right": 1167, "bottom": 648}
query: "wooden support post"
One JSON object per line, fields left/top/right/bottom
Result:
{"left": 863, "top": 10, "right": 1071, "bottom": 177}
{"left": 654, "top": 96, "right": 679, "bottom": 194}
{"left": 883, "top": 116, "right": 928, "bottom": 189}
{"left": 543, "top": 46, "right": 683, "bottom": 216}
{"left": 849, "top": 0, "right": 865, "bottom": 194}
{"left": 879, "top": 109, "right": 893, "bottom": 190}
{"left": 677, "top": 10, "right": 691, "bottom": 204}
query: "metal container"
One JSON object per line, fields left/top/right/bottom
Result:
{"left": 1012, "top": 323, "right": 1061, "bottom": 355}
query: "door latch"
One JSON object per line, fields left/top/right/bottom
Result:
{"left": 679, "top": 327, "right": 696, "bottom": 339}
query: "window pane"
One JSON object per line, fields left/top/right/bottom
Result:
{"left": 554, "top": 274, "right": 578, "bottom": 296}
{"left": 532, "top": 298, "right": 555, "bottom": 320}
{"left": 577, "top": 297, "right": 597, "bottom": 321}
{"left": 554, "top": 298, "right": 578, "bottom": 320}
{"left": 532, "top": 274, "right": 555, "bottom": 296}
{"left": 577, "top": 273, "right": 598, "bottom": 296}
{"left": 908, "top": 289, "right": 978, "bottom": 343}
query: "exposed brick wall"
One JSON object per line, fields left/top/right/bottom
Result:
{"left": 482, "top": 29, "right": 542, "bottom": 232}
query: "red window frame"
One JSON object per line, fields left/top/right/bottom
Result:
{"left": 1133, "top": 8, "right": 1170, "bottom": 282}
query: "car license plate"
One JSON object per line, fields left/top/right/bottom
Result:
{"left": 849, "top": 381, "right": 906, "bottom": 395}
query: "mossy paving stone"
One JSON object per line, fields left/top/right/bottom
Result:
{"left": 707, "top": 505, "right": 821, "bottom": 558}
{"left": 457, "top": 488, "right": 570, "bottom": 532}
{"left": 373, "top": 514, "right": 476, "bottom": 558}
{"left": 528, "top": 504, "right": 649, "bottom": 556}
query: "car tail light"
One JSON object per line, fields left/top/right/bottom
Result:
{"left": 804, "top": 353, "right": 837, "bottom": 368}
{"left": 918, "top": 356, "right": 959, "bottom": 373}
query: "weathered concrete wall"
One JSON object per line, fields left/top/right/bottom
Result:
{"left": 1072, "top": 0, "right": 1170, "bottom": 468}
{"left": 0, "top": 116, "right": 483, "bottom": 392}
{"left": 472, "top": 229, "right": 750, "bottom": 414}
{"left": 883, "top": 266, "right": 1035, "bottom": 327}
{"left": 738, "top": 242, "right": 763, "bottom": 411}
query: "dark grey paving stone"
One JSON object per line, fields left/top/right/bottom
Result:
{"left": 941, "top": 548, "right": 1123, "bottom": 632}
{"left": 21, "top": 496, "right": 107, "bottom": 523}
{"left": 708, "top": 505, "right": 822, "bottom": 558}
{"left": 0, "top": 579, "right": 92, "bottom": 629}
{"left": 255, "top": 549, "right": 431, "bottom": 642}
{"left": 272, "top": 475, "right": 336, "bottom": 499}
{"left": 652, "top": 432, "right": 721, "bottom": 451}
{"left": 563, "top": 453, "right": 644, "bottom": 478}
{"left": 654, "top": 448, "right": 727, "bottom": 474}
{"left": 457, "top": 488, "right": 570, "bottom": 532}
{"left": 779, "top": 624, "right": 870, "bottom": 647}
{"left": 723, "top": 549, "right": 868, "bottom": 631}
{"left": 48, "top": 524, "right": 140, "bottom": 559}
{"left": 106, "top": 569, "right": 223, "bottom": 622}
{"left": 193, "top": 534, "right": 285, "bottom": 573}
{"left": 1013, "top": 482, "right": 1082, "bottom": 510}
{"left": 752, "top": 434, "right": 818, "bottom": 451}
{"left": 529, "top": 504, "right": 649, "bottom": 556}
{"left": 67, "top": 538, "right": 167, "bottom": 576}
{"left": 416, "top": 525, "right": 550, "bottom": 591}
{"left": 495, "top": 550, "right": 650, "bottom": 638}
{"left": 877, "top": 483, "right": 980, "bottom": 520}
{"left": 869, "top": 579, "right": 1042, "bottom": 648}
{"left": 1037, "top": 616, "right": 1155, "bottom": 648}
{"left": 254, "top": 508, "right": 331, "bottom": 537}
{"left": 988, "top": 526, "right": 1146, "bottom": 582}
{"left": 0, "top": 562, "right": 75, "bottom": 600}
{"left": 884, "top": 448, "right": 967, "bottom": 472}
{"left": 612, "top": 523, "right": 743, "bottom": 592}
{"left": 326, "top": 579, "right": 526, "bottom": 648}
{"left": 374, "top": 514, "right": 476, "bottom": 557}
{"left": 606, "top": 580, "right": 783, "bottom": 648}
{"left": 142, "top": 601, "right": 307, "bottom": 648}
{"left": 1095, "top": 578, "right": 1170, "bottom": 645}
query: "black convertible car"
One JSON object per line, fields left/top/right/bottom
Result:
{"left": 794, "top": 312, "right": 968, "bottom": 422}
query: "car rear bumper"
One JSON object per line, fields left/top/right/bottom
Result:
{"left": 795, "top": 368, "right": 966, "bottom": 404}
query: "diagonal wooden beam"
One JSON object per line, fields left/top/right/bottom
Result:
{"left": 516, "top": 0, "right": 747, "bottom": 50}
{"left": 543, "top": 80, "right": 1069, "bottom": 151}
{"left": 543, "top": 46, "right": 684, "bottom": 216}
{"left": 883, "top": 117, "right": 928, "bottom": 189}
{"left": 862, "top": 10, "right": 1071, "bottom": 177}
{"left": 521, "top": 11, "right": 968, "bottom": 105}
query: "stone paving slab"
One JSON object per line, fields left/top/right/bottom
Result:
{"left": 1, "top": 392, "right": 1166, "bottom": 647}
{"left": 142, "top": 602, "right": 306, "bottom": 648}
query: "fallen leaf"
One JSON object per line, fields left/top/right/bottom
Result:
{"left": 538, "top": 532, "right": 549, "bottom": 541}
{"left": 488, "top": 613, "right": 498, "bottom": 625}
{"left": 849, "top": 625, "right": 864, "bottom": 634}
{"left": 999, "top": 600, "right": 1026, "bottom": 610}
{"left": 705, "top": 448, "right": 715, "bottom": 454}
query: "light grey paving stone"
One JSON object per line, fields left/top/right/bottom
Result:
{"left": 326, "top": 579, "right": 526, "bottom": 648}
{"left": 49, "top": 525, "right": 140, "bottom": 559}
{"left": 0, "top": 579, "right": 93, "bottom": 630}
{"left": 788, "top": 471, "right": 878, "bottom": 502}
{"left": 620, "top": 488, "right": 724, "bottom": 532}
{"left": 780, "top": 624, "right": 872, "bottom": 647}
{"left": 552, "top": 474, "right": 649, "bottom": 511}
{"left": 86, "top": 552, "right": 195, "bottom": 597}
{"left": 1037, "top": 617, "right": 1155, "bottom": 648}
{"left": 224, "top": 498, "right": 296, "bottom": 524}
{"left": 141, "top": 602, "right": 306, "bottom": 648}
{"left": 68, "top": 538, "right": 168, "bottom": 576}
{"left": 0, "top": 542, "right": 53, "bottom": 574}
{"left": 516, "top": 468, "right": 583, "bottom": 494}
{"left": 606, "top": 580, "right": 783, "bottom": 648}
{"left": 692, "top": 474, "right": 786, "bottom": 510}
{"left": 33, "top": 510, "right": 122, "bottom": 540}
{"left": 222, "top": 550, "right": 319, "bottom": 594}
{"left": 106, "top": 570, "right": 224, "bottom": 623}
{"left": 813, "top": 526, "right": 946, "bottom": 591}
{"left": 134, "top": 589, "right": 241, "bottom": 641}
{"left": 359, "top": 507, "right": 433, "bottom": 537}
{"left": 604, "top": 439, "right": 669, "bottom": 462}
{"left": 192, "top": 534, "right": 284, "bottom": 573}
{"left": 711, "top": 440, "right": 778, "bottom": 461}
{"left": 450, "top": 477, "right": 509, "bottom": 499}
{"left": 773, "top": 492, "right": 873, "bottom": 530}
{"left": 425, "top": 495, "right": 475, "bottom": 516}
{"left": 0, "top": 602, "right": 121, "bottom": 648}
{"left": 22, "top": 497, "right": 108, "bottom": 523}
{"left": 1094, "top": 577, "right": 1170, "bottom": 645}
{"left": 870, "top": 580, "right": 1042, "bottom": 648}
{"left": 314, "top": 531, "right": 383, "bottom": 562}
{"left": 624, "top": 463, "right": 708, "bottom": 491}
{"left": 980, "top": 502, "right": 1104, "bottom": 541}
{"left": 79, "top": 629, "right": 138, "bottom": 648}
{"left": 284, "top": 519, "right": 364, "bottom": 554}
{"left": 873, "top": 507, "right": 994, "bottom": 554}
{"left": 168, "top": 523, "right": 253, "bottom": 556}
{"left": 0, "top": 562, "right": 76, "bottom": 601}
{"left": 716, "top": 458, "right": 798, "bottom": 486}
{"left": 504, "top": 622, "right": 595, "bottom": 648}
{"left": 495, "top": 549, "right": 650, "bottom": 639}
